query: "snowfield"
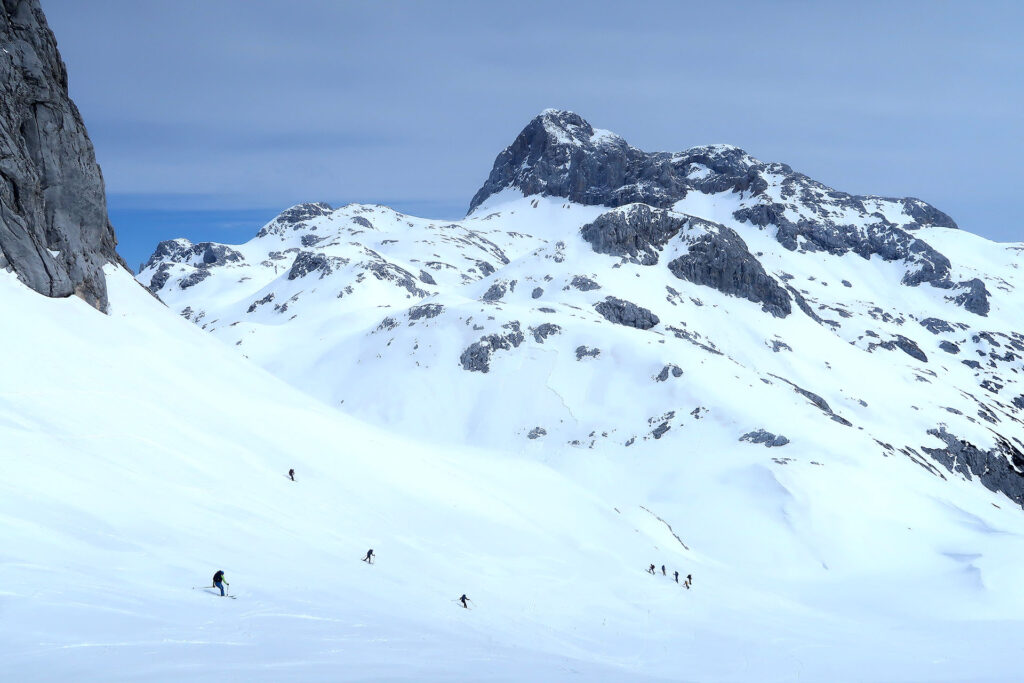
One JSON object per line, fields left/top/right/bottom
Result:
{"left": 4, "top": 268, "right": 1024, "bottom": 682}
{"left": 5, "top": 269, "right": 1024, "bottom": 682}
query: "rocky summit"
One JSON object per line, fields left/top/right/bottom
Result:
{"left": 139, "top": 110, "right": 1024, "bottom": 507}
{"left": 0, "top": 0, "right": 124, "bottom": 311}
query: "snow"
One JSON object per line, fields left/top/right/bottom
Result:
{"left": 7, "top": 187, "right": 1024, "bottom": 678}
{"left": 138, "top": 189, "right": 1024, "bottom": 468}
{"left": 589, "top": 127, "right": 621, "bottom": 146}
{"left": 1, "top": 267, "right": 696, "bottom": 681}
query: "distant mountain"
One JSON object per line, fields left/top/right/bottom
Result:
{"left": 0, "top": 0, "right": 125, "bottom": 311}
{"left": 139, "top": 110, "right": 1024, "bottom": 507}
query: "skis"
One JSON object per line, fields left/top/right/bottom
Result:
{"left": 192, "top": 585, "right": 236, "bottom": 599}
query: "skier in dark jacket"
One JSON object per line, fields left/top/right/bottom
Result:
{"left": 212, "top": 570, "right": 229, "bottom": 596}
{"left": 685, "top": 574, "right": 692, "bottom": 589}
{"left": 459, "top": 594, "right": 470, "bottom": 609}
{"left": 647, "top": 564, "right": 656, "bottom": 574}
{"left": 288, "top": 469, "right": 295, "bottom": 481}
{"left": 661, "top": 564, "right": 666, "bottom": 576}
{"left": 674, "top": 570, "right": 679, "bottom": 583}
{"left": 362, "top": 549, "right": 374, "bottom": 564}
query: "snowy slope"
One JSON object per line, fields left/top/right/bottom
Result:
{"left": 0, "top": 267, "right": 691, "bottom": 681}
{"left": 4, "top": 268, "right": 1024, "bottom": 681}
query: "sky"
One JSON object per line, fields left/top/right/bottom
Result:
{"left": 41, "top": 0, "right": 1023, "bottom": 270}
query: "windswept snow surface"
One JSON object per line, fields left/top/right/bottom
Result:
{"left": 0, "top": 269, "right": 1023, "bottom": 680}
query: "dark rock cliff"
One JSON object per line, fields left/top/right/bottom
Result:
{"left": 470, "top": 110, "right": 982, "bottom": 314}
{"left": 0, "top": 0, "right": 125, "bottom": 311}
{"left": 470, "top": 110, "right": 956, "bottom": 233}
{"left": 580, "top": 205, "right": 792, "bottom": 318}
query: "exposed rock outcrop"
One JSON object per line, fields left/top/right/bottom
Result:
{"left": 740, "top": 429, "right": 790, "bottom": 447}
{"left": 594, "top": 296, "right": 659, "bottom": 330}
{"left": 920, "top": 317, "right": 955, "bottom": 335}
{"left": 869, "top": 335, "right": 928, "bottom": 363}
{"left": 472, "top": 109, "right": 962, "bottom": 310}
{"left": 257, "top": 202, "right": 334, "bottom": 238}
{"left": 459, "top": 322, "right": 525, "bottom": 373}
{"left": 581, "top": 205, "right": 792, "bottom": 318}
{"left": 922, "top": 428, "right": 1024, "bottom": 507}
{"left": 288, "top": 251, "right": 349, "bottom": 280}
{"left": 580, "top": 204, "right": 694, "bottom": 266}
{"left": 952, "top": 278, "right": 990, "bottom": 317}
{"left": 667, "top": 229, "right": 791, "bottom": 319}
{"left": 469, "top": 110, "right": 683, "bottom": 212}
{"left": 142, "top": 239, "right": 244, "bottom": 271}
{"left": 0, "top": 0, "right": 126, "bottom": 310}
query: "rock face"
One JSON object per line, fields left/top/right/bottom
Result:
{"left": 257, "top": 202, "right": 334, "bottom": 238}
{"left": 459, "top": 322, "right": 526, "bottom": 373}
{"left": 740, "top": 429, "right": 790, "bottom": 447}
{"left": 289, "top": 251, "right": 348, "bottom": 280}
{"left": 953, "top": 278, "right": 990, "bottom": 317}
{"left": 920, "top": 317, "right": 955, "bottom": 335}
{"left": 870, "top": 334, "right": 928, "bottom": 363}
{"left": 469, "top": 110, "right": 683, "bottom": 212}
{"left": 594, "top": 296, "right": 659, "bottom": 330}
{"left": 0, "top": 0, "right": 125, "bottom": 311}
{"left": 471, "top": 110, "right": 980, "bottom": 314}
{"left": 733, "top": 203, "right": 954, "bottom": 289}
{"left": 580, "top": 204, "right": 694, "bottom": 266}
{"left": 666, "top": 228, "right": 791, "bottom": 319}
{"left": 142, "top": 239, "right": 243, "bottom": 272}
{"left": 471, "top": 110, "right": 956, "bottom": 228}
{"left": 922, "top": 428, "right": 1024, "bottom": 506}
{"left": 581, "top": 204, "right": 792, "bottom": 318}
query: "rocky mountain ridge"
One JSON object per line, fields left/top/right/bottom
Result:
{"left": 473, "top": 110, "right": 979, "bottom": 308}
{"left": 138, "top": 111, "right": 1024, "bottom": 508}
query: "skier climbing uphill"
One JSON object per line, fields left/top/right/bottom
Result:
{"left": 362, "top": 549, "right": 375, "bottom": 564}
{"left": 213, "top": 570, "right": 229, "bottom": 596}
{"left": 458, "top": 594, "right": 471, "bottom": 609}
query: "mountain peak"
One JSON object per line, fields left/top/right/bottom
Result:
{"left": 467, "top": 110, "right": 640, "bottom": 213}
{"left": 275, "top": 202, "right": 335, "bottom": 225}
{"left": 468, "top": 111, "right": 780, "bottom": 214}
{"left": 255, "top": 202, "right": 335, "bottom": 238}
{"left": 468, "top": 112, "right": 957, "bottom": 237}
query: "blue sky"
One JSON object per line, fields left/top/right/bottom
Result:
{"left": 42, "top": 0, "right": 1023, "bottom": 269}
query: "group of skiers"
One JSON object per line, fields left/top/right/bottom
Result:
{"left": 648, "top": 563, "right": 692, "bottom": 589}
{"left": 204, "top": 469, "right": 684, "bottom": 608}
